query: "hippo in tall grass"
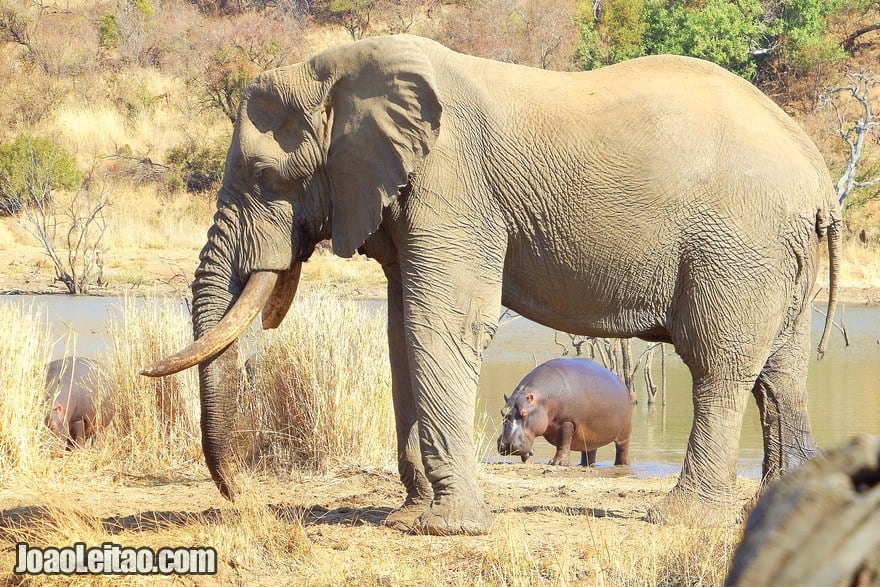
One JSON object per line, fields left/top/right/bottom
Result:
{"left": 45, "top": 357, "right": 99, "bottom": 449}
{"left": 497, "top": 358, "right": 632, "bottom": 466}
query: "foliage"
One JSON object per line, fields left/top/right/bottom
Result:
{"left": 767, "top": 0, "right": 849, "bottom": 71}
{"left": 576, "top": 0, "right": 646, "bottom": 69}
{"left": 99, "top": 13, "right": 120, "bottom": 49}
{"left": 165, "top": 136, "right": 229, "bottom": 193}
{"left": 0, "top": 135, "right": 81, "bottom": 215}
{"left": 315, "top": 0, "right": 375, "bottom": 40}
{"left": 108, "top": 0, "right": 157, "bottom": 64}
{"left": 200, "top": 20, "right": 290, "bottom": 124}
{"left": 577, "top": 0, "right": 865, "bottom": 79}
{"left": 440, "top": 0, "right": 581, "bottom": 70}
{"left": 579, "top": 0, "right": 765, "bottom": 77}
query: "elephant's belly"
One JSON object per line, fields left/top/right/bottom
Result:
{"left": 500, "top": 262, "right": 672, "bottom": 342}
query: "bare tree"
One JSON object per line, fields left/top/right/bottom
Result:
{"left": 15, "top": 161, "right": 109, "bottom": 294}
{"left": 819, "top": 69, "right": 880, "bottom": 207}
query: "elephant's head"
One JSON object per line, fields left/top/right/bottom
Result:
{"left": 141, "top": 36, "right": 442, "bottom": 498}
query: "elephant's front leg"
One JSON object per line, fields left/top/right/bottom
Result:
{"left": 382, "top": 263, "right": 433, "bottom": 531}
{"left": 402, "top": 249, "right": 503, "bottom": 536}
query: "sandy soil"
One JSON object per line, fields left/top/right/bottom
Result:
{"left": 0, "top": 463, "right": 760, "bottom": 585}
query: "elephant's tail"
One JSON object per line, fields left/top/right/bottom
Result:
{"left": 816, "top": 202, "right": 842, "bottom": 359}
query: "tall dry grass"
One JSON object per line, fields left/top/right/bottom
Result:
{"left": 0, "top": 303, "right": 52, "bottom": 483}
{"left": 1, "top": 291, "right": 394, "bottom": 483}
{"left": 100, "top": 295, "right": 202, "bottom": 473}
{"left": 244, "top": 291, "right": 395, "bottom": 471}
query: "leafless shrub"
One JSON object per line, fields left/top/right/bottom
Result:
{"left": 16, "top": 165, "right": 110, "bottom": 294}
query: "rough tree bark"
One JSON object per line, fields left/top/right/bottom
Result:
{"left": 727, "top": 434, "right": 880, "bottom": 587}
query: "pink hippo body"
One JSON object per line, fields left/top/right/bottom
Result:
{"left": 497, "top": 358, "right": 632, "bottom": 466}
{"left": 46, "top": 357, "right": 98, "bottom": 449}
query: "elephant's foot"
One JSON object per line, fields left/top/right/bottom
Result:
{"left": 383, "top": 499, "right": 431, "bottom": 532}
{"left": 645, "top": 487, "right": 737, "bottom": 527}
{"left": 413, "top": 496, "right": 494, "bottom": 536}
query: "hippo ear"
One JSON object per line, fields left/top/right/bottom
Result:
{"left": 526, "top": 393, "right": 535, "bottom": 404}
{"left": 54, "top": 404, "right": 63, "bottom": 415}
{"left": 520, "top": 409, "right": 528, "bottom": 419}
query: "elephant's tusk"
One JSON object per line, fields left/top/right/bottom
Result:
{"left": 261, "top": 262, "right": 301, "bottom": 329}
{"left": 140, "top": 271, "right": 279, "bottom": 377}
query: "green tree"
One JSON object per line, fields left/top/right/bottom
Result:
{"left": 643, "top": 0, "right": 765, "bottom": 78}
{"left": 770, "top": 0, "right": 848, "bottom": 71}
{"left": 576, "top": 0, "right": 646, "bottom": 69}
{"left": 0, "top": 135, "right": 81, "bottom": 215}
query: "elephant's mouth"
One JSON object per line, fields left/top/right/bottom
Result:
{"left": 140, "top": 270, "right": 280, "bottom": 377}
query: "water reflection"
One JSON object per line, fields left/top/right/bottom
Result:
{"left": 2, "top": 295, "right": 877, "bottom": 477}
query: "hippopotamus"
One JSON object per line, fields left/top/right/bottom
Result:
{"left": 45, "top": 357, "right": 99, "bottom": 449}
{"left": 497, "top": 357, "right": 632, "bottom": 466}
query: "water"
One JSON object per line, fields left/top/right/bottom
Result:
{"left": 3, "top": 295, "right": 878, "bottom": 478}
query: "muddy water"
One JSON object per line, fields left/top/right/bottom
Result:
{"left": 3, "top": 295, "right": 878, "bottom": 478}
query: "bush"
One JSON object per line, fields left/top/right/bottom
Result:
{"left": 577, "top": 0, "right": 856, "bottom": 79}
{"left": 0, "top": 134, "right": 81, "bottom": 215}
{"left": 576, "top": 0, "right": 646, "bottom": 69}
{"left": 99, "top": 12, "right": 120, "bottom": 48}
{"left": 165, "top": 136, "right": 228, "bottom": 193}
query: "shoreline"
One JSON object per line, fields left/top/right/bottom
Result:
{"left": 1, "top": 281, "right": 877, "bottom": 308}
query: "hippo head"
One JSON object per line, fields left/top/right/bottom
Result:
{"left": 47, "top": 403, "right": 68, "bottom": 438}
{"left": 497, "top": 391, "right": 546, "bottom": 462}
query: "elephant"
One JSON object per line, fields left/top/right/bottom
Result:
{"left": 142, "top": 35, "right": 841, "bottom": 535}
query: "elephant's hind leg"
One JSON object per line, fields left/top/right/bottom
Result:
{"left": 751, "top": 307, "right": 818, "bottom": 485}
{"left": 652, "top": 282, "right": 782, "bottom": 525}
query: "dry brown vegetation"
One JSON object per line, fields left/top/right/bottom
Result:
{"left": 0, "top": 0, "right": 877, "bottom": 300}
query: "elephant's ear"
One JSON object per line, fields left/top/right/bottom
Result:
{"left": 311, "top": 37, "right": 442, "bottom": 258}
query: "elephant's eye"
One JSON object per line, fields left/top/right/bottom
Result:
{"left": 254, "top": 166, "right": 289, "bottom": 195}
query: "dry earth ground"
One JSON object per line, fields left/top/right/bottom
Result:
{"left": 0, "top": 462, "right": 759, "bottom": 585}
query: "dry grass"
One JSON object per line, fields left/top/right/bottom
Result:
{"left": 0, "top": 303, "right": 52, "bottom": 482}
{"left": 243, "top": 290, "right": 395, "bottom": 471}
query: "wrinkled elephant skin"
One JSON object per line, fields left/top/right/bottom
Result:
{"left": 143, "top": 36, "right": 841, "bottom": 535}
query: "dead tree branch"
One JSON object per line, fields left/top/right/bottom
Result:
{"left": 819, "top": 69, "right": 880, "bottom": 207}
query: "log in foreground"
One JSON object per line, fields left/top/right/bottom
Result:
{"left": 727, "top": 434, "right": 880, "bottom": 587}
